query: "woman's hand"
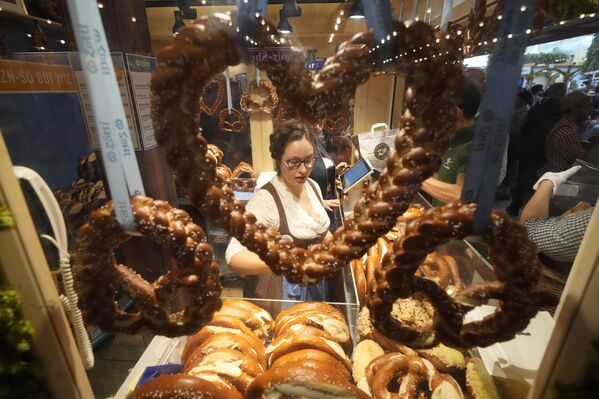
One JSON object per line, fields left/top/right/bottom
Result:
{"left": 335, "top": 162, "right": 348, "bottom": 175}
{"left": 323, "top": 199, "right": 341, "bottom": 211}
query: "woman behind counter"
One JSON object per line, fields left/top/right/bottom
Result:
{"left": 225, "top": 120, "right": 332, "bottom": 301}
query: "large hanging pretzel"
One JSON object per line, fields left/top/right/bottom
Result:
{"left": 151, "top": 12, "right": 463, "bottom": 286}
{"left": 370, "top": 203, "right": 557, "bottom": 349}
{"left": 73, "top": 196, "right": 222, "bottom": 336}
{"left": 148, "top": 11, "right": 555, "bottom": 350}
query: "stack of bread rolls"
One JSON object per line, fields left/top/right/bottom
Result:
{"left": 246, "top": 302, "right": 366, "bottom": 398}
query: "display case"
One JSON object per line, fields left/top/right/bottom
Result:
{"left": 109, "top": 193, "right": 552, "bottom": 398}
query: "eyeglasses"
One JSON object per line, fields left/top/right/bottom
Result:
{"left": 284, "top": 157, "right": 317, "bottom": 170}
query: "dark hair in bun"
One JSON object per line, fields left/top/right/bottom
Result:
{"left": 269, "top": 120, "right": 314, "bottom": 173}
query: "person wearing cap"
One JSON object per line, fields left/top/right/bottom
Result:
{"left": 542, "top": 92, "right": 592, "bottom": 174}
{"left": 521, "top": 166, "right": 593, "bottom": 263}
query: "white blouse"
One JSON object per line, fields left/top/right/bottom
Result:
{"left": 225, "top": 176, "right": 330, "bottom": 263}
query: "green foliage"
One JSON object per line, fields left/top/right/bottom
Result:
{"left": 0, "top": 288, "right": 50, "bottom": 399}
{"left": 0, "top": 204, "right": 15, "bottom": 231}
{"left": 524, "top": 52, "right": 571, "bottom": 65}
{"left": 549, "top": 340, "right": 599, "bottom": 399}
{"left": 581, "top": 34, "right": 599, "bottom": 73}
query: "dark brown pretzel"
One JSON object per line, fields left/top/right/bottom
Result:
{"left": 73, "top": 196, "right": 222, "bottom": 337}
{"left": 199, "top": 78, "right": 225, "bottom": 115}
{"left": 240, "top": 78, "right": 279, "bottom": 113}
{"left": 231, "top": 162, "right": 257, "bottom": 192}
{"left": 151, "top": 13, "right": 463, "bottom": 286}
{"left": 371, "top": 203, "right": 558, "bottom": 349}
{"left": 218, "top": 108, "right": 247, "bottom": 133}
{"left": 146, "top": 10, "right": 558, "bottom": 355}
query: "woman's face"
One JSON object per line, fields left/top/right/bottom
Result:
{"left": 278, "top": 138, "right": 315, "bottom": 191}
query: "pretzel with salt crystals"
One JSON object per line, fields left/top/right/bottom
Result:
{"left": 371, "top": 203, "right": 558, "bottom": 349}
{"left": 149, "top": 12, "right": 553, "bottom": 350}
{"left": 152, "top": 13, "right": 462, "bottom": 285}
{"left": 240, "top": 78, "right": 279, "bottom": 113}
{"left": 73, "top": 196, "right": 221, "bottom": 337}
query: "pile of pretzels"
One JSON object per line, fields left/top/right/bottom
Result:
{"left": 72, "top": 10, "right": 557, "bottom": 382}
{"left": 128, "top": 300, "right": 504, "bottom": 398}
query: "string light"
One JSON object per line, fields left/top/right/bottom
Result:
{"left": 60, "top": 39, "right": 66, "bottom": 44}
{"left": 520, "top": 5, "right": 527, "bottom": 12}
{"left": 27, "top": 33, "right": 32, "bottom": 38}
{"left": 507, "top": 33, "right": 513, "bottom": 38}
{"left": 46, "top": 19, "right": 52, "bottom": 24}
{"left": 131, "top": 16, "right": 137, "bottom": 22}
{"left": 526, "top": 29, "right": 532, "bottom": 34}
{"left": 97, "top": 3, "right": 104, "bottom": 8}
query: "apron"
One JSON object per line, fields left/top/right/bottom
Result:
{"left": 243, "top": 180, "right": 329, "bottom": 306}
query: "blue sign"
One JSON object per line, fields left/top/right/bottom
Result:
{"left": 306, "top": 59, "right": 325, "bottom": 71}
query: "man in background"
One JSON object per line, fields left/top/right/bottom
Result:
{"left": 507, "top": 82, "right": 567, "bottom": 216}
{"left": 422, "top": 79, "right": 481, "bottom": 205}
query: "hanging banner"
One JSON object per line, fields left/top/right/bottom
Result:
{"left": 66, "top": 0, "right": 145, "bottom": 231}
{"left": 461, "top": 0, "right": 538, "bottom": 234}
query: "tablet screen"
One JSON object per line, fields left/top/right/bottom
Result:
{"left": 342, "top": 159, "right": 372, "bottom": 192}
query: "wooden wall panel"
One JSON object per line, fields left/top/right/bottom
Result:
{"left": 353, "top": 75, "right": 395, "bottom": 134}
